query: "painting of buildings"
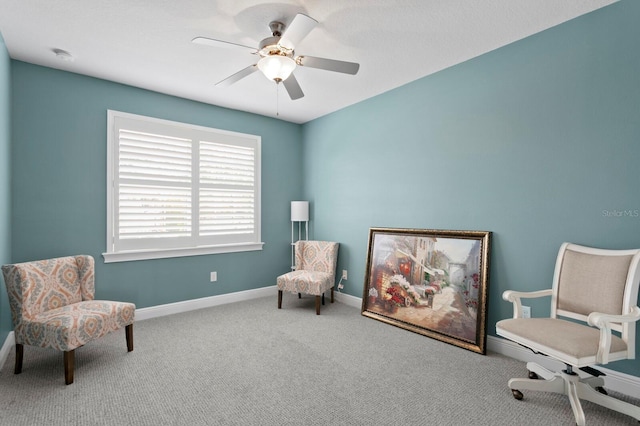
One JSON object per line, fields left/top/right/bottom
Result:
{"left": 362, "top": 228, "right": 490, "bottom": 353}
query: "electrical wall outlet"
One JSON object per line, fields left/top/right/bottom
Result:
{"left": 210, "top": 271, "right": 217, "bottom": 282}
{"left": 342, "top": 269, "right": 348, "bottom": 280}
{"left": 521, "top": 305, "right": 531, "bottom": 319}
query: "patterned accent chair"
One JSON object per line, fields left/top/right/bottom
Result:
{"left": 1, "top": 255, "right": 135, "bottom": 385}
{"left": 277, "top": 240, "right": 339, "bottom": 315}
{"left": 496, "top": 243, "right": 640, "bottom": 425}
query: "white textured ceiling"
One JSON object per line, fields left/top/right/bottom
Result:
{"left": 0, "top": 0, "right": 617, "bottom": 124}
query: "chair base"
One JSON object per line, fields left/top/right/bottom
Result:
{"left": 14, "top": 323, "right": 134, "bottom": 385}
{"left": 509, "top": 362, "right": 640, "bottom": 426}
{"left": 278, "top": 288, "right": 334, "bottom": 315}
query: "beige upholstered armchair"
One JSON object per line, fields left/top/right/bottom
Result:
{"left": 496, "top": 243, "right": 640, "bottom": 425}
{"left": 2, "top": 255, "right": 135, "bottom": 385}
{"left": 277, "top": 240, "right": 339, "bottom": 315}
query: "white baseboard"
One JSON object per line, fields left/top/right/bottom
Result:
{"left": 2, "top": 288, "right": 639, "bottom": 398}
{"left": 334, "top": 291, "right": 363, "bottom": 309}
{"left": 0, "top": 330, "right": 14, "bottom": 366}
{"left": 135, "top": 285, "right": 277, "bottom": 321}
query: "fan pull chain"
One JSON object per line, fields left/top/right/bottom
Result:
{"left": 276, "top": 82, "right": 280, "bottom": 116}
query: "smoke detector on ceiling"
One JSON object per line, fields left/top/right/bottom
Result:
{"left": 52, "top": 48, "right": 74, "bottom": 62}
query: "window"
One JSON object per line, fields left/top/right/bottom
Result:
{"left": 103, "top": 110, "right": 262, "bottom": 263}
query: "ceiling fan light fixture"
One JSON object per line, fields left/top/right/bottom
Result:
{"left": 257, "top": 55, "right": 296, "bottom": 82}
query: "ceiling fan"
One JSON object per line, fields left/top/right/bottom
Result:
{"left": 192, "top": 13, "right": 360, "bottom": 100}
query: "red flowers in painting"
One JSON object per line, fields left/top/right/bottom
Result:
{"left": 386, "top": 286, "right": 405, "bottom": 306}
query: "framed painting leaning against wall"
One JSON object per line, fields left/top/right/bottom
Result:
{"left": 361, "top": 227, "right": 491, "bottom": 354}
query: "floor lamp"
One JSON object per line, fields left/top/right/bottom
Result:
{"left": 290, "top": 201, "right": 309, "bottom": 270}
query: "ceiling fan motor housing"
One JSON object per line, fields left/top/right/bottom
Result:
{"left": 259, "top": 36, "right": 293, "bottom": 58}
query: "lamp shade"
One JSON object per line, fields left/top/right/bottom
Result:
{"left": 258, "top": 55, "right": 296, "bottom": 82}
{"left": 291, "top": 201, "right": 309, "bottom": 222}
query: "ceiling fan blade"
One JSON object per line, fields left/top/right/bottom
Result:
{"left": 216, "top": 64, "right": 258, "bottom": 87}
{"left": 192, "top": 37, "right": 256, "bottom": 53}
{"left": 283, "top": 74, "right": 304, "bottom": 100}
{"left": 278, "top": 14, "right": 318, "bottom": 50}
{"left": 296, "top": 55, "right": 360, "bottom": 75}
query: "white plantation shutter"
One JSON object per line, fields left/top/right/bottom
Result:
{"left": 199, "top": 141, "right": 255, "bottom": 237}
{"left": 104, "top": 110, "right": 262, "bottom": 263}
{"left": 118, "top": 130, "right": 192, "bottom": 244}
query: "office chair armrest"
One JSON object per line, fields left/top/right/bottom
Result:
{"left": 588, "top": 306, "right": 640, "bottom": 364}
{"left": 503, "top": 289, "right": 553, "bottom": 319}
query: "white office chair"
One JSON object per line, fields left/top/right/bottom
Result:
{"left": 496, "top": 242, "right": 640, "bottom": 425}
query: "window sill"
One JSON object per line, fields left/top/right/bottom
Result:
{"left": 102, "top": 242, "right": 264, "bottom": 263}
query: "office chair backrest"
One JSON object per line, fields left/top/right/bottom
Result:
{"left": 556, "top": 248, "right": 632, "bottom": 316}
{"left": 551, "top": 242, "right": 640, "bottom": 355}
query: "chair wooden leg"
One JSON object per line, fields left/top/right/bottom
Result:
{"left": 64, "top": 350, "right": 75, "bottom": 385}
{"left": 14, "top": 344, "right": 23, "bottom": 374}
{"left": 278, "top": 290, "right": 283, "bottom": 309}
{"left": 298, "top": 293, "right": 301, "bottom": 299}
{"left": 125, "top": 324, "right": 134, "bottom": 352}
{"left": 322, "top": 292, "right": 325, "bottom": 305}
{"left": 331, "top": 287, "right": 334, "bottom": 303}
{"left": 315, "top": 295, "right": 321, "bottom": 315}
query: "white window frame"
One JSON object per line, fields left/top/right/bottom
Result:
{"left": 103, "top": 110, "right": 263, "bottom": 263}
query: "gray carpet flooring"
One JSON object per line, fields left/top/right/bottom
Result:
{"left": 1, "top": 296, "right": 639, "bottom": 425}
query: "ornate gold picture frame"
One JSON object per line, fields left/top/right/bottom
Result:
{"left": 361, "top": 227, "right": 491, "bottom": 354}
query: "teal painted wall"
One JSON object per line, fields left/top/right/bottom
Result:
{"left": 0, "top": 34, "right": 11, "bottom": 344}
{"left": 5, "top": 1, "right": 640, "bottom": 379}
{"left": 11, "top": 61, "right": 302, "bottom": 308}
{"left": 302, "top": 1, "right": 640, "bottom": 375}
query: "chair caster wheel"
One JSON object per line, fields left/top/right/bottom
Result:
{"left": 528, "top": 371, "right": 539, "bottom": 380}
{"left": 512, "top": 389, "right": 523, "bottom": 400}
{"left": 595, "top": 386, "right": 608, "bottom": 395}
